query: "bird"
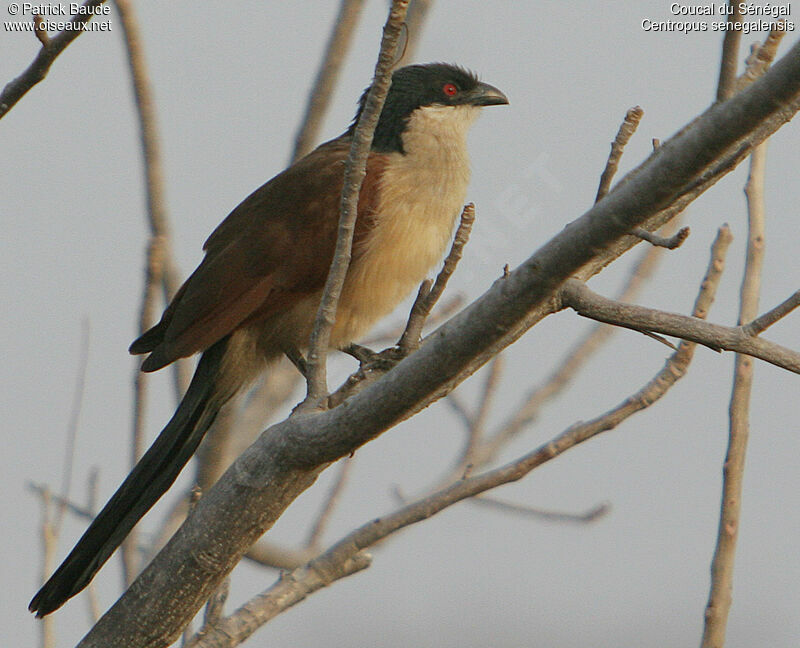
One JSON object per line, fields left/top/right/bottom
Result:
{"left": 29, "top": 62, "right": 508, "bottom": 617}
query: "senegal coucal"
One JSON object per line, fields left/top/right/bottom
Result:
{"left": 30, "top": 62, "right": 508, "bottom": 616}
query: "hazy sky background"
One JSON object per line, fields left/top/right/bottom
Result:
{"left": 3, "top": 2, "right": 799, "bottom": 646}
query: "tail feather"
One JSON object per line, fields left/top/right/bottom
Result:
{"left": 29, "top": 338, "right": 231, "bottom": 617}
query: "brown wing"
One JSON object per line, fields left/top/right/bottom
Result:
{"left": 131, "top": 136, "right": 388, "bottom": 372}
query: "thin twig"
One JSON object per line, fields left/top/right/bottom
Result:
{"left": 459, "top": 354, "right": 504, "bottom": 476}
{"left": 33, "top": 14, "right": 50, "bottom": 47}
{"left": 742, "top": 290, "right": 800, "bottom": 336}
{"left": 401, "top": 0, "right": 434, "bottom": 62}
{"left": 399, "top": 203, "right": 476, "bottom": 352}
{"left": 595, "top": 106, "right": 644, "bottom": 202}
{"left": 0, "top": 0, "right": 107, "bottom": 119}
{"left": 302, "top": 0, "right": 410, "bottom": 407}
{"left": 37, "top": 488, "right": 55, "bottom": 648}
{"left": 306, "top": 458, "right": 353, "bottom": 550}
{"left": 113, "top": 0, "right": 189, "bottom": 401}
{"left": 701, "top": 142, "right": 767, "bottom": 648}
{"left": 291, "top": 0, "right": 366, "bottom": 162}
{"left": 54, "top": 320, "right": 90, "bottom": 531}
{"left": 199, "top": 577, "right": 230, "bottom": 638}
{"left": 472, "top": 108, "right": 653, "bottom": 464}
{"left": 444, "top": 392, "right": 474, "bottom": 430}
{"left": 360, "top": 294, "right": 465, "bottom": 346}
{"left": 736, "top": 21, "right": 788, "bottom": 92}
{"left": 716, "top": 0, "right": 743, "bottom": 101}
{"left": 470, "top": 495, "right": 610, "bottom": 524}
{"left": 28, "top": 483, "right": 94, "bottom": 520}
{"left": 85, "top": 470, "right": 102, "bottom": 623}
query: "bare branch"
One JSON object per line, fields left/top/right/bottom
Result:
{"left": 291, "top": 0, "right": 365, "bottom": 162}
{"left": 742, "top": 289, "right": 800, "bottom": 336}
{"left": 113, "top": 0, "right": 188, "bottom": 589}
{"left": 701, "top": 140, "right": 767, "bottom": 648}
{"left": 28, "top": 483, "right": 94, "bottom": 520}
{"left": 113, "top": 0, "right": 189, "bottom": 400}
{"left": 0, "top": 0, "right": 108, "bottom": 119}
{"left": 595, "top": 106, "right": 644, "bottom": 202}
{"left": 244, "top": 541, "right": 317, "bottom": 570}
{"left": 459, "top": 354, "right": 503, "bottom": 476}
{"left": 716, "top": 1, "right": 743, "bottom": 101}
{"left": 399, "top": 203, "right": 476, "bottom": 352}
{"left": 736, "top": 21, "right": 788, "bottom": 92}
{"left": 562, "top": 279, "right": 800, "bottom": 374}
{"left": 632, "top": 225, "right": 690, "bottom": 249}
{"left": 306, "top": 458, "right": 353, "bottom": 550}
{"left": 470, "top": 495, "right": 610, "bottom": 524}
{"left": 401, "top": 0, "right": 434, "bottom": 62}
{"left": 360, "top": 293, "right": 465, "bottom": 346}
{"left": 199, "top": 577, "right": 230, "bottom": 638}
{"left": 36, "top": 488, "right": 56, "bottom": 648}
{"left": 53, "top": 320, "right": 90, "bottom": 531}
{"left": 302, "top": 0, "right": 411, "bottom": 406}
{"left": 33, "top": 14, "right": 50, "bottom": 47}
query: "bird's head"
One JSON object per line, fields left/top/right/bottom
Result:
{"left": 350, "top": 62, "right": 508, "bottom": 154}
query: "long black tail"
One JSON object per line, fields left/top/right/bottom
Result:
{"left": 29, "top": 339, "right": 231, "bottom": 617}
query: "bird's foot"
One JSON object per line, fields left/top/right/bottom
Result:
{"left": 343, "top": 343, "right": 405, "bottom": 372}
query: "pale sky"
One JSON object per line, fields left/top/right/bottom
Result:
{"left": 3, "top": 2, "right": 800, "bottom": 647}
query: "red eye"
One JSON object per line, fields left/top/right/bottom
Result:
{"left": 443, "top": 82, "right": 458, "bottom": 97}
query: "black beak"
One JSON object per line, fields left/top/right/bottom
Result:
{"left": 465, "top": 81, "right": 509, "bottom": 107}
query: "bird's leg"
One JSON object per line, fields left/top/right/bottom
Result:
{"left": 284, "top": 346, "right": 309, "bottom": 378}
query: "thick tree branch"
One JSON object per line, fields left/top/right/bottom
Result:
{"left": 184, "top": 226, "right": 729, "bottom": 646}
{"left": 0, "top": 0, "right": 107, "bottom": 119}
{"left": 76, "top": 40, "right": 800, "bottom": 648}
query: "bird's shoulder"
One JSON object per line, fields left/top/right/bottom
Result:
{"left": 202, "top": 136, "right": 386, "bottom": 257}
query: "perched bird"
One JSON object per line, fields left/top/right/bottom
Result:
{"left": 29, "top": 62, "right": 508, "bottom": 616}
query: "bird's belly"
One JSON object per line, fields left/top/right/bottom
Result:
{"left": 331, "top": 200, "right": 461, "bottom": 346}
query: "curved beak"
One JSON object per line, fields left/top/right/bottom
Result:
{"left": 465, "top": 81, "right": 509, "bottom": 107}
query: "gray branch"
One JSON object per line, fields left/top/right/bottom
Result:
{"left": 561, "top": 279, "right": 800, "bottom": 374}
